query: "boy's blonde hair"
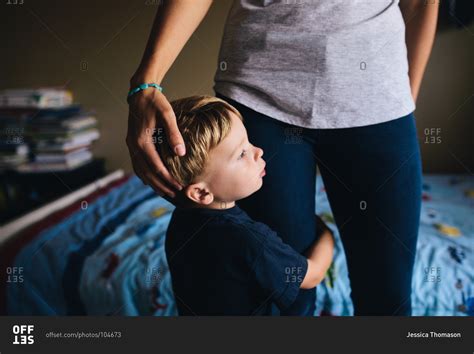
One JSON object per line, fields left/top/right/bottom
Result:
{"left": 156, "top": 95, "right": 243, "bottom": 187}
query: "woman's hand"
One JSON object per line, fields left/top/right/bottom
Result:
{"left": 126, "top": 86, "right": 185, "bottom": 198}
{"left": 124, "top": 0, "right": 214, "bottom": 197}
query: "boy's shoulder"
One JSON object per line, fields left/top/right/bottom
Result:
{"left": 171, "top": 205, "right": 271, "bottom": 231}
{"left": 169, "top": 204, "right": 277, "bottom": 252}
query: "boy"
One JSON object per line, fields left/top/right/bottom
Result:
{"left": 156, "top": 95, "right": 334, "bottom": 315}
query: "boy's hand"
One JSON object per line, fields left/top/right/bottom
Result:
{"left": 300, "top": 218, "right": 335, "bottom": 289}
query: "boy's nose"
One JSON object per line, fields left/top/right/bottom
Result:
{"left": 255, "top": 147, "right": 264, "bottom": 160}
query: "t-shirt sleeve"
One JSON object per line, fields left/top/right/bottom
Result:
{"left": 243, "top": 223, "right": 308, "bottom": 311}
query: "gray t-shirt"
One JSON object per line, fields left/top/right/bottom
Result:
{"left": 213, "top": 0, "right": 416, "bottom": 129}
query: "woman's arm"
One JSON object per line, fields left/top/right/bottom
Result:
{"left": 126, "top": 0, "right": 213, "bottom": 198}
{"left": 399, "top": 0, "right": 439, "bottom": 103}
{"left": 131, "top": 0, "right": 214, "bottom": 85}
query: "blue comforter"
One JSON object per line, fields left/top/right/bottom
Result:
{"left": 7, "top": 174, "right": 473, "bottom": 316}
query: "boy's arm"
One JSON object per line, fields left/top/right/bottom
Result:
{"left": 300, "top": 229, "right": 335, "bottom": 289}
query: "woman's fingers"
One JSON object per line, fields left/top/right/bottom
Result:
{"left": 142, "top": 139, "right": 183, "bottom": 191}
{"left": 127, "top": 132, "right": 178, "bottom": 197}
{"left": 144, "top": 172, "right": 177, "bottom": 198}
{"left": 132, "top": 150, "right": 177, "bottom": 198}
{"left": 130, "top": 153, "right": 151, "bottom": 187}
{"left": 126, "top": 90, "right": 186, "bottom": 198}
{"left": 141, "top": 94, "right": 184, "bottom": 190}
{"left": 159, "top": 103, "right": 186, "bottom": 157}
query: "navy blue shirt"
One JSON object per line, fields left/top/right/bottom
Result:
{"left": 165, "top": 204, "right": 308, "bottom": 315}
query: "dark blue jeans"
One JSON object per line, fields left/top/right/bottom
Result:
{"left": 216, "top": 93, "right": 423, "bottom": 316}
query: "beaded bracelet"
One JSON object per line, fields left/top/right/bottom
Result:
{"left": 127, "top": 83, "right": 163, "bottom": 99}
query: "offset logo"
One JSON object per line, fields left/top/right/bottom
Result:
{"left": 12, "top": 325, "right": 34, "bottom": 344}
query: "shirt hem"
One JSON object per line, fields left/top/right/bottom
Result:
{"left": 214, "top": 83, "right": 416, "bottom": 130}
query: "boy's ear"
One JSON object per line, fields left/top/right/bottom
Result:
{"left": 185, "top": 183, "right": 214, "bottom": 205}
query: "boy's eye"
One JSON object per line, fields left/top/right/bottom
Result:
{"left": 238, "top": 150, "right": 247, "bottom": 160}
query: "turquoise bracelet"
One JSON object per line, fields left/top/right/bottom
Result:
{"left": 127, "top": 83, "right": 163, "bottom": 98}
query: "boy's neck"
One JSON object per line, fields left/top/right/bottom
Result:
{"left": 180, "top": 200, "right": 236, "bottom": 211}
{"left": 200, "top": 200, "right": 236, "bottom": 210}
{"left": 172, "top": 189, "right": 236, "bottom": 210}
{"left": 171, "top": 192, "right": 237, "bottom": 211}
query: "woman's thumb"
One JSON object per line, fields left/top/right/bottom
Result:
{"left": 174, "top": 142, "right": 186, "bottom": 156}
{"left": 163, "top": 115, "right": 186, "bottom": 156}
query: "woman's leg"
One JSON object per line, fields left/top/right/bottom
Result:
{"left": 216, "top": 93, "right": 318, "bottom": 316}
{"left": 315, "top": 113, "right": 422, "bottom": 315}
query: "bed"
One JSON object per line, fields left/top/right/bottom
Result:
{"left": 1, "top": 172, "right": 472, "bottom": 316}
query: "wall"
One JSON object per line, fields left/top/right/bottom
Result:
{"left": 0, "top": 0, "right": 472, "bottom": 174}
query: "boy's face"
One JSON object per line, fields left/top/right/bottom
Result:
{"left": 187, "top": 111, "right": 266, "bottom": 206}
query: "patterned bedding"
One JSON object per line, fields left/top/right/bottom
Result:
{"left": 6, "top": 174, "right": 473, "bottom": 316}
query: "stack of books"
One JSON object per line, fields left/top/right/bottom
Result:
{"left": 0, "top": 88, "right": 73, "bottom": 109}
{"left": 23, "top": 105, "right": 99, "bottom": 172}
{"left": 0, "top": 117, "right": 29, "bottom": 169}
{"left": 0, "top": 88, "right": 100, "bottom": 172}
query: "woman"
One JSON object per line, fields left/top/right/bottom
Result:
{"left": 126, "top": 0, "right": 439, "bottom": 315}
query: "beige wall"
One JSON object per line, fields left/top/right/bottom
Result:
{"left": 415, "top": 21, "right": 474, "bottom": 173}
{"left": 1, "top": 0, "right": 472, "bottom": 174}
